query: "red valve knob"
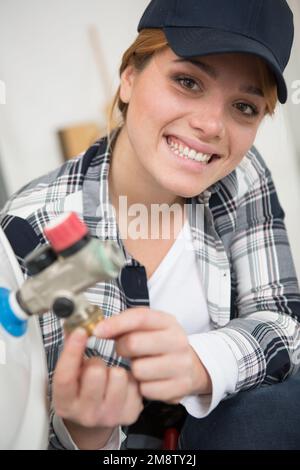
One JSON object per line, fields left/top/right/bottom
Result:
{"left": 44, "top": 212, "right": 88, "bottom": 252}
{"left": 163, "top": 427, "right": 179, "bottom": 450}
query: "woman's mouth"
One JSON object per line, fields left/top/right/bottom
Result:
{"left": 164, "top": 135, "right": 221, "bottom": 166}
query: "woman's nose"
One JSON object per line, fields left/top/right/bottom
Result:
{"left": 188, "top": 103, "right": 226, "bottom": 140}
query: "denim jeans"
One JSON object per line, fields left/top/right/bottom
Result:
{"left": 179, "top": 372, "right": 300, "bottom": 450}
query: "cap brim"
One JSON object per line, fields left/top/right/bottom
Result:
{"left": 164, "top": 27, "right": 287, "bottom": 103}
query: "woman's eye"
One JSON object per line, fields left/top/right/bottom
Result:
{"left": 174, "top": 76, "right": 201, "bottom": 92}
{"left": 234, "top": 102, "right": 259, "bottom": 117}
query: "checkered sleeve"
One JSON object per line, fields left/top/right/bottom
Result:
{"left": 211, "top": 166, "right": 300, "bottom": 391}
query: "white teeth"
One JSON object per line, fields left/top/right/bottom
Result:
{"left": 167, "top": 137, "right": 213, "bottom": 164}
{"left": 189, "top": 149, "right": 197, "bottom": 159}
{"left": 196, "top": 153, "right": 209, "bottom": 162}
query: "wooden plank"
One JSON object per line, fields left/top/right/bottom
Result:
{"left": 58, "top": 122, "right": 103, "bottom": 160}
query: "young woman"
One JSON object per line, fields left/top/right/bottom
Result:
{"left": 1, "top": 0, "right": 300, "bottom": 450}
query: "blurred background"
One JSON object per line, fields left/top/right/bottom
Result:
{"left": 0, "top": 0, "right": 299, "bottom": 277}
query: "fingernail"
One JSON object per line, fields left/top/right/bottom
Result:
{"left": 93, "top": 321, "right": 106, "bottom": 337}
{"left": 71, "top": 327, "right": 87, "bottom": 342}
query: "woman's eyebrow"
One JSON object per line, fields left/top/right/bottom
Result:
{"left": 172, "top": 58, "right": 263, "bottom": 97}
{"left": 173, "top": 58, "right": 218, "bottom": 79}
{"left": 239, "top": 85, "right": 264, "bottom": 97}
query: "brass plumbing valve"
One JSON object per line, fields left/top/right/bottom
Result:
{"left": 14, "top": 212, "right": 126, "bottom": 336}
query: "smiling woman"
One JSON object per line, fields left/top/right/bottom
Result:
{"left": 1, "top": 0, "right": 300, "bottom": 451}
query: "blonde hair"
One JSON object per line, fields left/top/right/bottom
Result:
{"left": 107, "top": 29, "right": 278, "bottom": 135}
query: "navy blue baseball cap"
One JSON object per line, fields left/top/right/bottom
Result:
{"left": 138, "top": 0, "right": 294, "bottom": 103}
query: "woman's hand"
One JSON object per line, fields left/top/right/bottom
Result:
{"left": 93, "top": 308, "right": 212, "bottom": 404}
{"left": 52, "top": 328, "right": 143, "bottom": 449}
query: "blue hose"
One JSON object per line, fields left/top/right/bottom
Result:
{"left": 0, "top": 287, "right": 27, "bottom": 337}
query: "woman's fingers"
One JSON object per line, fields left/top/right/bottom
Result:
{"left": 140, "top": 378, "right": 187, "bottom": 403}
{"left": 115, "top": 329, "right": 188, "bottom": 358}
{"left": 122, "top": 372, "right": 144, "bottom": 425}
{"left": 76, "top": 365, "right": 143, "bottom": 428}
{"left": 101, "top": 367, "right": 144, "bottom": 427}
{"left": 78, "top": 358, "right": 108, "bottom": 416}
{"left": 100, "top": 366, "right": 130, "bottom": 427}
{"left": 52, "top": 327, "right": 144, "bottom": 429}
{"left": 53, "top": 328, "right": 88, "bottom": 405}
{"left": 131, "top": 354, "right": 185, "bottom": 381}
{"left": 93, "top": 308, "right": 174, "bottom": 338}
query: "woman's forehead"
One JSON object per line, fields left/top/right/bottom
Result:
{"left": 148, "top": 48, "right": 267, "bottom": 101}
{"left": 157, "top": 47, "right": 261, "bottom": 70}
{"left": 153, "top": 48, "right": 264, "bottom": 84}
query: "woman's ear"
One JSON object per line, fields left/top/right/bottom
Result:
{"left": 120, "top": 65, "right": 137, "bottom": 104}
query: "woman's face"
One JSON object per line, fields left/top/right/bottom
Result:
{"left": 119, "top": 48, "right": 268, "bottom": 198}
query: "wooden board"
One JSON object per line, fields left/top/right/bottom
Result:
{"left": 58, "top": 122, "right": 103, "bottom": 160}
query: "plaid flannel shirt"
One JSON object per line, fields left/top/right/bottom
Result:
{"left": 1, "top": 134, "right": 300, "bottom": 449}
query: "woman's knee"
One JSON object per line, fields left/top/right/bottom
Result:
{"left": 179, "top": 373, "right": 300, "bottom": 450}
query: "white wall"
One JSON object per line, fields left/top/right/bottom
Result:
{"left": 0, "top": 0, "right": 148, "bottom": 192}
{"left": 285, "top": 0, "right": 300, "bottom": 157}
{"left": 255, "top": 110, "right": 300, "bottom": 280}
{"left": 0, "top": 0, "right": 299, "bottom": 278}
{"left": 255, "top": 0, "right": 300, "bottom": 279}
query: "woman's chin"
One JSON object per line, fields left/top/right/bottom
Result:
{"left": 159, "top": 179, "right": 207, "bottom": 200}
